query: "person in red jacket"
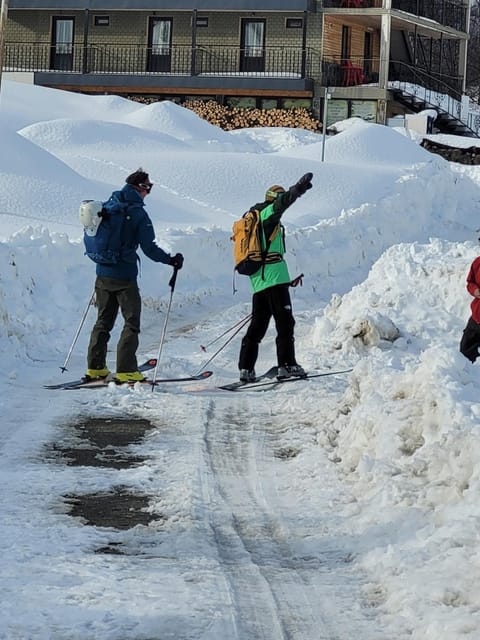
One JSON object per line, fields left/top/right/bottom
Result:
{"left": 460, "top": 256, "right": 480, "bottom": 362}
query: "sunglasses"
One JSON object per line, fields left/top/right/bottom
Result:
{"left": 138, "top": 182, "right": 153, "bottom": 193}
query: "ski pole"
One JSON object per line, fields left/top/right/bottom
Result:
{"left": 193, "top": 313, "right": 251, "bottom": 375}
{"left": 60, "top": 289, "right": 95, "bottom": 373}
{"left": 290, "top": 273, "right": 304, "bottom": 288}
{"left": 200, "top": 313, "right": 252, "bottom": 352}
{"left": 151, "top": 267, "right": 178, "bottom": 391}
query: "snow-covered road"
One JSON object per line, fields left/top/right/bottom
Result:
{"left": 1, "top": 351, "right": 386, "bottom": 640}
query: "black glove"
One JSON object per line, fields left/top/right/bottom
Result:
{"left": 290, "top": 172, "right": 313, "bottom": 198}
{"left": 169, "top": 252, "right": 184, "bottom": 270}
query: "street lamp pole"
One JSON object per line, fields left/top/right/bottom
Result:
{"left": 321, "top": 87, "right": 332, "bottom": 162}
{"left": 0, "top": 0, "right": 9, "bottom": 95}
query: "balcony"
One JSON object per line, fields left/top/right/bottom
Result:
{"left": 5, "top": 41, "right": 466, "bottom": 106}
{"left": 323, "top": 1, "right": 382, "bottom": 7}
{"left": 323, "top": 0, "right": 467, "bottom": 32}
{"left": 322, "top": 56, "right": 380, "bottom": 87}
{"left": 322, "top": 54, "right": 463, "bottom": 101}
{"left": 3, "top": 43, "right": 321, "bottom": 94}
{"left": 9, "top": 0, "right": 315, "bottom": 9}
{"left": 5, "top": 43, "right": 322, "bottom": 76}
{"left": 392, "top": 0, "right": 467, "bottom": 32}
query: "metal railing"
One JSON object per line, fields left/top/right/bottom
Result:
{"left": 195, "top": 46, "right": 309, "bottom": 77}
{"left": 323, "top": 0, "right": 467, "bottom": 32}
{"left": 391, "top": 0, "right": 467, "bottom": 32}
{"left": 4, "top": 42, "right": 322, "bottom": 79}
{"left": 467, "top": 111, "right": 480, "bottom": 136}
{"left": 389, "top": 60, "right": 466, "bottom": 130}
{"left": 323, "top": 0, "right": 382, "bottom": 7}
{"left": 322, "top": 56, "right": 380, "bottom": 87}
{"left": 390, "top": 59, "right": 463, "bottom": 103}
{"left": 322, "top": 56, "right": 475, "bottom": 134}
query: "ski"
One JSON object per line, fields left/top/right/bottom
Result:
{"left": 66, "top": 370, "right": 214, "bottom": 390}
{"left": 218, "top": 366, "right": 279, "bottom": 392}
{"left": 44, "top": 358, "right": 158, "bottom": 390}
{"left": 218, "top": 367, "right": 353, "bottom": 392}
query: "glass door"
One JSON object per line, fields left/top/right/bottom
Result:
{"left": 147, "top": 18, "right": 172, "bottom": 72}
{"left": 50, "top": 17, "right": 74, "bottom": 71}
{"left": 240, "top": 19, "right": 265, "bottom": 73}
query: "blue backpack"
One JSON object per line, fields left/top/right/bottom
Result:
{"left": 79, "top": 197, "right": 131, "bottom": 265}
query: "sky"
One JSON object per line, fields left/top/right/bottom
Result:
{"left": 1, "top": 76, "right": 480, "bottom": 639}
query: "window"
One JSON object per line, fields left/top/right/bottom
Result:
{"left": 341, "top": 25, "right": 351, "bottom": 61}
{"left": 281, "top": 98, "right": 312, "bottom": 109}
{"left": 261, "top": 99, "right": 278, "bottom": 109}
{"left": 226, "top": 97, "right": 256, "bottom": 108}
{"left": 152, "top": 19, "right": 171, "bottom": 56}
{"left": 94, "top": 15, "right": 109, "bottom": 27}
{"left": 286, "top": 18, "right": 303, "bottom": 29}
{"left": 53, "top": 18, "right": 73, "bottom": 55}
{"left": 196, "top": 16, "right": 209, "bottom": 27}
{"left": 363, "top": 30, "right": 372, "bottom": 77}
{"left": 244, "top": 21, "right": 264, "bottom": 57}
{"left": 50, "top": 17, "right": 74, "bottom": 71}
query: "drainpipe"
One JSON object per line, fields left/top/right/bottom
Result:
{"left": 413, "top": 24, "right": 417, "bottom": 67}
{"left": 301, "top": 10, "right": 307, "bottom": 78}
{"left": 0, "top": 0, "right": 9, "bottom": 95}
{"left": 191, "top": 9, "right": 197, "bottom": 76}
{"left": 82, "top": 9, "right": 89, "bottom": 74}
{"left": 459, "top": 0, "right": 471, "bottom": 94}
{"left": 438, "top": 32, "right": 443, "bottom": 81}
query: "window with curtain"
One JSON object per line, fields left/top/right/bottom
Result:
{"left": 245, "top": 22, "right": 264, "bottom": 57}
{"left": 152, "top": 20, "right": 171, "bottom": 55}
{"left": 55, "top": 19, "right": 73, "bottom": 54}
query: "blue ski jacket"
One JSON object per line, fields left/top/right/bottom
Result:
{"left": 96, "top": 184, "right": 171, "bottom": 281}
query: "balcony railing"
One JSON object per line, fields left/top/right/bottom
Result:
{"left": 4, "top": 42, "right": 322, "bottom": 79}
{"left": 4, "top": 41, "right": 465, "bottom": 110}
{"left": 391, "top": 0, "right": 467, "bottom": 32}
{"left": 323, "top": 0, "right": 467, "bottom": 32}
{"left": 323, "top": 0, "right": 382, "bottom": 8}
{"left": 390, "top": 59, "right": 463, "bottom": 101}
{"left": 321, "top": 55, "right": 463, "bottom": 102}
{"left": 389, "top": 60, "right": 467, "bottom": 129}
{"left": 322, "top": 56, "right": 380, "bottom": 87}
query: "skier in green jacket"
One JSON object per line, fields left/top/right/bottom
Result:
{"left": 238, "top": 172, "right": 313, "bottom": 382}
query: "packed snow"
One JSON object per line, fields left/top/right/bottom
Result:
{"left": 1, "top": 77, "right": 480, "bottom": 639}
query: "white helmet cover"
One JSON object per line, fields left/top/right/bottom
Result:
{"left": 79, "top": 200, "right": 104, "bottom": 237}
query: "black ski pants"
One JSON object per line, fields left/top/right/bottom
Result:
{"left": 238, "top": 283, "right": 297, "bottom": 371}
{"left": 460, "top": 316, "right": 480, "bottom": 363}
{"left": 87, "top": 276, "right": 141, "bottom": 373}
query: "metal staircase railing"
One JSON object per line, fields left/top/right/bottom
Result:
{"left": 389, "top": 61, "right": 479, "bottom": 137}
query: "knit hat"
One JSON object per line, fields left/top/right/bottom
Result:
{"left": 265, "top": 185, "right": 286, "bottom": 202}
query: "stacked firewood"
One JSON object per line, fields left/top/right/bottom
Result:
{"left": 183, "top": 99, "right": 321, "bottom": 131}
{"left": 126, "top": 96, "right": 321, "bottom": 132}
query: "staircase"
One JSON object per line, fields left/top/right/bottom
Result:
{"left": 391, "top": 86, "right": 478, "bottom": 138}
{"left": 389, "top": 61, "right": 479, "bottom": 139}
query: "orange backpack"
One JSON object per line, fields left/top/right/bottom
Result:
{"left": 232, "top": 208, "right": 282, "bottom": 276}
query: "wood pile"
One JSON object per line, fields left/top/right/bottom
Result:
{"left": 421, "top": 138, "right": 480, "bottom": 164}
{"left": 126, "top": 95, "right": 321, "bottom": 132}
{"left": 183, "top": 100, "right": 321, "bottom": 132}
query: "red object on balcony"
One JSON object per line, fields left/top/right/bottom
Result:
{"left": 341, "top": 0, "right": 363, "bottom": 7}
{"left": 341, "top": 60, "right": 365, "bottom": 86}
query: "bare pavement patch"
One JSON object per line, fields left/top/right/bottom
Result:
{"left": 47, "top": 416, "right": 164, "bottom": 542}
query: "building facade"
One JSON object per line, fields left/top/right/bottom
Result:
{"left": 4, "top": 1, "right": 472, "bottom": 132}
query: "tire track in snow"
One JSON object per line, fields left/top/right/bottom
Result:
{"left": 202, "top": 398, "right": 345, "bottom": 640}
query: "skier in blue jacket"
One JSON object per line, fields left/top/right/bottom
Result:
{"left": 84, "top": 169, "right": 184, "bottom": 383}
